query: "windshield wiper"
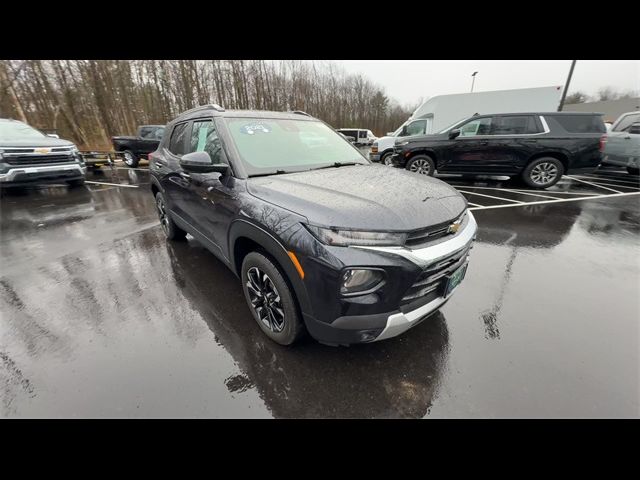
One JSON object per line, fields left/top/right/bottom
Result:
{"left": 308, "top": 162, "right": 363, "bottom": 171}
{"left": 248, "top": 170, "right": 289, "bottom": 178}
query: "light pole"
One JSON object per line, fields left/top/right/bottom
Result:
{"left": 470, "top": 71, "right": 478, "bottom": 93}
{"left": 558, "top": 60, "right": 577, "bottom": 111}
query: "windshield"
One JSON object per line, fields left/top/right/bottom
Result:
{"left": 437, "top": 116, "right": 473, "bottom": 134}
{"left": 0, "top": 121, "right": 47, "bottom": 141}
{"left": 224, "top": 118, "right": 368, "bottom": 176}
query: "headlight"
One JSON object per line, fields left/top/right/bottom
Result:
{"left": 305, "top": 225, "right": 407, "bottom": 246}
{"left": 69, "top": 145, "right": 79, "bottom": 153}
{"left": 341, "top": 269, "right": 385, "bottom": 295}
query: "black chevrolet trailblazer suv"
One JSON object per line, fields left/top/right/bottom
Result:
{"left": 388, "top": 112, "right": 607, "bottom": 188}
{"left": 149, "top": 105, "right": 477, "bottom": 346}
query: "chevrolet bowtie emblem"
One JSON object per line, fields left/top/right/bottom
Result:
{"left": 34, "top": 148, "right": 51, "bottom": 154}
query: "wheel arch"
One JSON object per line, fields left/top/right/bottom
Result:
{"left": 229, "top": 220, "right": 312, "bottom": 316}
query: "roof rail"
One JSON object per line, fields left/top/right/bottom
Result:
{"left": 182, "top": 103, "right": 225, "bottom": 115}
{"left": 291, "top": 110, "right": 311, "bottom": 117}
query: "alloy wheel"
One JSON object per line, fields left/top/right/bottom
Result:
{"left": 409, "top": 158, "right": 431, "bottom": 175}
{"left": 530, "top": 162, "right": 558, "bottom": 185}
{"left": 246, "top": 267, "right": 285, "bottom": 333}
{"left": 124, "top": 152, "right": 134, "bottom": 166}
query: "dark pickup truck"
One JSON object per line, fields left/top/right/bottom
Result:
{"left": 112, "top": 125, "right": 165, "bottom": 167}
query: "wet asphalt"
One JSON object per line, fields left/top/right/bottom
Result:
{"left": 0, "top": 162, "right": 638, "bottom": 418}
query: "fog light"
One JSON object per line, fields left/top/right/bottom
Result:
{"left": 341, "top": 269, "right": 384, "bottom": 295}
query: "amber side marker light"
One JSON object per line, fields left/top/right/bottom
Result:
{"left": 287, "top": 251, "right": 305, "bottom": 279}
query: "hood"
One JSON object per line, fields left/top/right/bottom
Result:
{"left": 0, "top": 137, "right": 75, "bottom": 148}
{"left": 246, "top": 164, "right": 467, "bottom": 231}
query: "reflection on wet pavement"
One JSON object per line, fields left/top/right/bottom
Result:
{"left": 0, "top": 167, "right": 638, "bottom": 417}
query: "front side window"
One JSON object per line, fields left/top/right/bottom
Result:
{"left": 224, "top": 117, "right": 366, "bottom": 176}
{"left": 459, "top": 117, "right": 493, "bottom": 136}
{"left": 168, "top": 122, "right": 189, "bottom": 156}
{"left": 402, "top": 120, "right": 427, "bottom": 137}
{"left": 189, "top": 119, "right": 224, "bottom": 163}
{"left": 0, "top": 121, "right": 46, "bottom": 141}
{"left": 613, "top": 113, "right": 640, "bottom": 132}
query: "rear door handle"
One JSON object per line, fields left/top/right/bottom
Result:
{"left": 480, "top": 141, "right": 489, "bottom": 145}
{"left": 179, "top": 172, "right": 190, "bottom": 179}
{"left": 523, "top": 139, "right": 538, "bottom": 143}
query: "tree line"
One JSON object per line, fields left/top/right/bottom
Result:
{"left": 565, "top": 87, "right": 638, "bottom": 105}
{"left": 0, "top": 60, "right": 416, "bottom": 149}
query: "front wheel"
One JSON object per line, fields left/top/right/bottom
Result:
{"left": 522, "top": 157, "right": 564, "bottom": 188}
{"left": 406, "top": 155, "right": 436, "bottom": 176}
{"left": 241, "top": 252, "right": 304, "bottom": 346}
{"left": 381, "top": 151, "right": 394, "bottom": 166}
{"left": 122, "top": 150, "right": 139, "bottom": 168}
{"left": 627, "top": 166, "right": 639, "bottom": 175}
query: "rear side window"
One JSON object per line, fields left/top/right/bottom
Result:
{"left": 613, "top": 113, "right": 640, "bottom": 132}
{"left": 492, "top": 116, "right": 541, "bottom": 135}
{"left": 552, "top": 115, "right": 605, "bottom": 133}
{"left": 168, "top": 123, "right": 189, "bottom": 156}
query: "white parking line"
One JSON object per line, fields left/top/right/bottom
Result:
{"left": 469, "top": 191, "right": 640, "bottom": 211}
{"left": 564, "top": 176, "right": 623, "bottom": 194}
{"left": 575, "top": 180, "right": 640, "bottom": 190}
{"left": 467, "top": 202, "right": 483, "bottom": 207}
{"left": 507, "top": 190, "right": 565, "bottom": 200}
{"left": 85, "top": 181, "right": 139, "bottom": 188}
{"left": 445, "top": 185, "right": 599, "bottom": 196}
{"left": 573, "top": 175, "right": 640, "bottom": 186}
{"left": 456, "top": 189, "right": 524, "bottom": 203}
{"left": 591, "top": 171, "right": 637, "bottom": 179}
{"left": 115, "top": 167, "right": 150, "bottom": 172}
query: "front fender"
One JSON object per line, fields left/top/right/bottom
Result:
{"left": 228, "top": 218, "right": 312, "bottom": 316}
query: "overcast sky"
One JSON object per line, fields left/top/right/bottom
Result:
{"left": 333, "top": 60, "right": 639, "bottom": 107}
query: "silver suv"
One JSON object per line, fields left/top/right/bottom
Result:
{"left": 602, "top": 111, "right": 640, "bottom": 175}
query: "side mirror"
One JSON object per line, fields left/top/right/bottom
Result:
{"left": 449, "top": 129, "right": 461, "bottom": 139}
{"left": 180, "top": 151, "right": 229, "bottom": 174}
{"left": 46, "top": 133, "right": 60, "bottom": 138}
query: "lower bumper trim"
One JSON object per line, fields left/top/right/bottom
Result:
{"left": 374, "top": 295, "right": 449, "bottom": 341}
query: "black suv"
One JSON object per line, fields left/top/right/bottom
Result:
{"left": 149, "top": 105, "right": 477, "bottom": 346}
{"left": 389, "top": 112, "right": 607, "bottom": 188}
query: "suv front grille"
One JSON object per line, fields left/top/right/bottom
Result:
{"left": 401, "top": 243, "right": 472, "bottom": 306}
{"left": 406, "top": 222, "right": 452, "bottom": 247}
{"left": 4, "top": 153, "right": 74, "bottom": 165}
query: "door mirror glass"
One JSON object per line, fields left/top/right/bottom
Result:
{"left": 46, "top": 133, "right": 60, "bottom": 138}
{"left": 180, "top": 151, "right": 228, "bottom": 174}
{"left": 449, "top": 129, "right": 461, "bottom": 139}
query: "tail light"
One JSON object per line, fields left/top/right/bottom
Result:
{"left": 599, "top": 134, "right": 607, "bottom": 152}
{"left": 148, "top": 152, "right": 155, "bottom": 162}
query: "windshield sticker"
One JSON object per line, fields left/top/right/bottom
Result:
{"left": 240, "top": 123, "right": 272, "bottom": 135}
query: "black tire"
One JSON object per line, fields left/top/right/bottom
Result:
{"left": 406, "top": 155, "right": 436, "bottom": 176}
{"left": 241, "top": 251, "right": 304, "bottom": 346}
{"left": 627, "top": 166, "right": 639, "bottom": 175}
{"left": 521, "top": 157, "right": 564, "bottom": 188}
{"left": 381, "top": 151, "right": 394, "bottom": 166}
{"left": 155, "top": 191, "right": 187, "bottom": 241}
{"left": 67, "top": 178, "right": 85, "bottom": 188}
{"left": 122, "top": 150, "right": 139, "bottom": 168}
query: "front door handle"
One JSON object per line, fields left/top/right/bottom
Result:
{"left": 179, "top": 172, "right": 191, "bottom": 179}
{"left": 480, "top": 141, "right": 489, "bottom": 146}
{"left": 523, "top": 139, "right": 538, "bottom": 143}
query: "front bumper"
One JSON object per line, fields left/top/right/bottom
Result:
{"left": 368, "top": 152, "right": 381, "bottom": 162}
{"left": 300, "top": 211, "right": 478, "bottom": 345}
{"left": 0, "top": 164, "right": 86, "bottom": 185}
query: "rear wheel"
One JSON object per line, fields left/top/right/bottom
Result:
{"left": 122, "top": 150, "right": 139, "bottom": 168}
{"left": 522, "top": 157, "right": 564, "bottom": 188}
{"left": 627, "top": 166, "right": 639, "bottom": 175}
{"left": 241, "top": 251, "right": 304, "bottom": 346}
{"left": 406, "top": 155, "right": 436, "bottom": 176}
{"left": 155, "top": 191, "right": 187, "bottom": 240}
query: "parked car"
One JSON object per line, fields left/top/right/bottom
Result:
{"left": 336, "top": 128, "right": 377, "bottom": 146}
{"left": 149, "top": 105, "right": 476, "bottom": 346}
{"left": 337, "top": 132, "right": 356, "bottom": 144}
{"left": 388, "top": 112, "right": 607, "bottom": 188}
{"left": 112, "top": 124, "right": 165, "bottom": 167}
{"left": 0, "top": 118, "right": 85, "bottom": 189}
{"left": 370, "top": 86, "right": 563, "bottom": 165}
{"left": 601, "top": 111, "right": 640, "bottom": 175}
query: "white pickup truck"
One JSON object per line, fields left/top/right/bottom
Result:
{"left": 602, "top": 111, "right": 640, "bottom": 175}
